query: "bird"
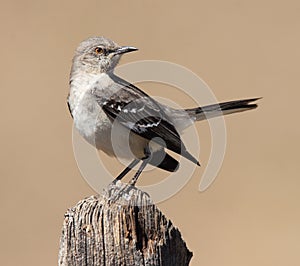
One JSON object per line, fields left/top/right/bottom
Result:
{"left": 67, "top": 36, "right": 259, "bottom": 185}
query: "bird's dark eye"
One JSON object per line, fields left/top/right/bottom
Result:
{"left": 94, "top": 47, "right": 104, "bottom": 55}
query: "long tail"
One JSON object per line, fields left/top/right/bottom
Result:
{"left": 185, "top": 97, "right": 261, "bottom": 121}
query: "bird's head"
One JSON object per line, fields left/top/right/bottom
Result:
{"left": 72, "top": 37, "right": 138, "bottom": 74}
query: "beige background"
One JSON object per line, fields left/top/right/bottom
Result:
{"left": 1, "top": 0, "right": 300, "bottom": 265}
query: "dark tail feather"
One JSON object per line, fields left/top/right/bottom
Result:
{"left": 186, "top": 97, "right": 261, "bottom": 121}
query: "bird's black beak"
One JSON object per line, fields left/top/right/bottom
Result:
{"left": 114, "top": 46, "right": 138, "bottom": 55}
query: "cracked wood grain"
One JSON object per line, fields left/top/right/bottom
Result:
{"left": 59, "top": 181, "right": 192, "bottom": 266}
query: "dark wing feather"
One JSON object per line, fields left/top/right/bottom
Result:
{"left": 93, "top": 76, "right": 200, "bottom": 165}
{"left": 148, "top": 149, "right": 179, "bottom": 172}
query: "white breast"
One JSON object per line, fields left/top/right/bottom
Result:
{"left": 69, "top": 72, "right": 149, "bottom": 159}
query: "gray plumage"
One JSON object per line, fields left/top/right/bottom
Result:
{"left": 68, "top": 36, "right": 259, "bottom": 184}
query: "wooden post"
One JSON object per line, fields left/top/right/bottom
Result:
{"left": 58, "top": 181, "right": 193, "bottom": 266}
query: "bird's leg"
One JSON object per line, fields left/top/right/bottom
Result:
{"left": 129, "top": 158, "right": 150, "bottom": 186}
{"left": 114, "top": 159, "right": 140, "bottom": 182}
{"left": 129, "top": 147, "right": 152, "bottom": 186}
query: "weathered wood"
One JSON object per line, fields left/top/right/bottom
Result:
{"left": 59, "top": 181, "right": 193, "bottom": 266}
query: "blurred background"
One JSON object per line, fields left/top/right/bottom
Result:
{"left": 1, "top": 1, "right": 300, "bottom": 265}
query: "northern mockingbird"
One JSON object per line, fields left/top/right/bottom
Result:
{"left": 68, "top": 37, "right": 259, "bottom": 185}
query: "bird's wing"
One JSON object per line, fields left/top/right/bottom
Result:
{"left": 92, "top": 76, "right": 199, "bottom": 165}
{"left": 148, "top": 149, "right": 179, "bottom": 172}
{"left": 66, "top": 93, "right": 73, "bottom": 118}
